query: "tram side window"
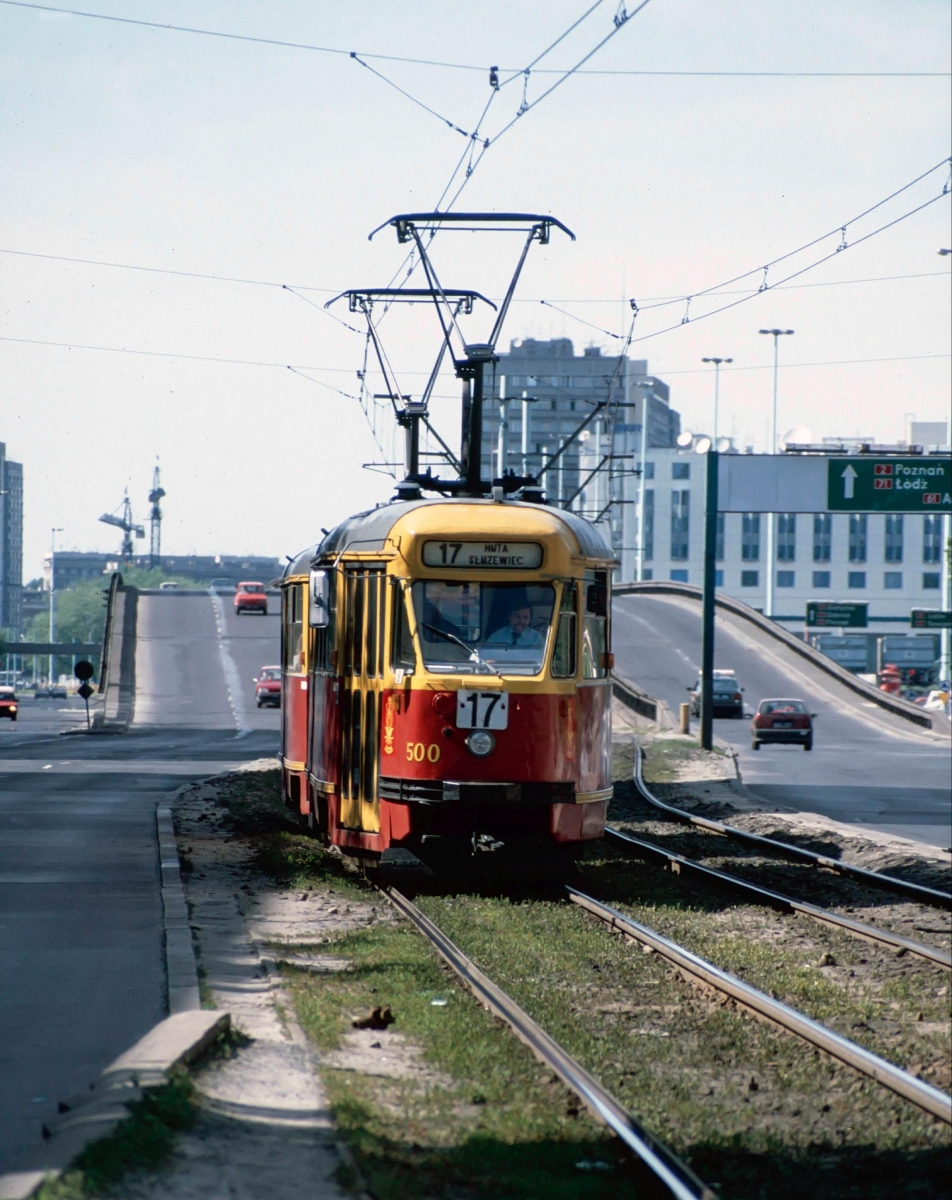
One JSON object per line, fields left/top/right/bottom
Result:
{"left": 283, "top": 585, "right": 304, "bottom": 673}
{"left": 551, "top": 582, "right": 577, "bottom": 678}
{"left": 311, "top": 572, "right": 337, "bottom": 672}
{"left": 581, "top": 570, "right": 609, "bottom": 680}
{"left": 391, "top": 583, "right": 416, "bottom": 671}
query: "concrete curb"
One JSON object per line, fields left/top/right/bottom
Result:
{"left": 0, "top": 1012, "right": 229, "bottom": 1200}
{"left": 157, "top": 801, "right": 201, "bottom": 1014}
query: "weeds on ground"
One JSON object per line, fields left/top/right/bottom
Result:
{"left": 34, "top": 1071, "right": 195, "bottom": 1199}
{"left": 285, "top": 921, "right": 649, "bottom": 1200}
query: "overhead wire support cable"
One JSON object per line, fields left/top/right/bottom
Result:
{"left": 1, "top": 248, "right": 946, "bottom": 302}
{"left": 349, "top": 52, "right": 477, "bottom": 140}
{"left": 3, "top": 3, "right": 946, "bottom": 76}
{"left": 633, "top": 156, "right": 952, "bottom": 316}
{"left": 620, "top": 159, "right": 952, "bottom": 346}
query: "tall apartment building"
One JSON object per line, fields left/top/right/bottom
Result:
{"left": 477, "top": 338, "right": 679, "bottom": 570}
{"left": 0, "top": 442, "right": 24, "bottom": 635}
{"left": 631, "top": 445, "right": 951, "bottom": 636}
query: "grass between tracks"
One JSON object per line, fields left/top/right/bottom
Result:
{"left": 224, "top": 768, "right": 950, "bottom": 1200}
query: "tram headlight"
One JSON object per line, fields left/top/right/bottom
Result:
{"left": 465, "top": 730, "right": 495, "bottom": 757}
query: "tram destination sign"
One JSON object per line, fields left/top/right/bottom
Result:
{"left": 911, "top": 609, "right": 952, "bottom": 630}
{"left": 806, "top": 601, "right": 868, "bottom": 628}
{"left": 827, "top": 457, "right": 952, "bottom": 513}
{"left": 422, "top": 540, "right": 543, "bottom": 569}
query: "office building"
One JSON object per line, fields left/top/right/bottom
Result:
{"left": 479, "top": 338, "right": 679, "bottom": 570}
{"left": 0, "top": 443, "right": 24, "bottom": 635}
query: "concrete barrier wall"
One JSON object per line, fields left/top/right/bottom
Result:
{"left": 99, "top": 581, "right": 138, "bottom": 728}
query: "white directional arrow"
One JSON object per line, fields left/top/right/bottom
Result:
{"left": 841, "top": 463, "right": 858, "bottom": 499}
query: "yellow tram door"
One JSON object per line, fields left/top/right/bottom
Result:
{"left": 339, "top": 564, "right": 387, "bottom": 832}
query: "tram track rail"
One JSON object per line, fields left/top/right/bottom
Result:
{"left": 383, "top": 885, "right": 717, "bottom": 1200}
{"left": 567, "top": 887, "right": 952, "bottom": 1126}
{"left": 628, "top": 746, "right": 952, "bottom": 911}
{"left": 605, "top": 824, "right": 951, "bottom": 971}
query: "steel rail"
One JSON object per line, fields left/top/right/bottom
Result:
{"left": 383, "top": 887, "right": 715, "bottom": 1200}
{"left": 568, "top": 888, "right": 952, "bottom": 1125}
{"left": 633, "top": 747, "right": 952, "bottom": 910}
{"left": 605, "top": 826, "right": 951, "bottom": 970}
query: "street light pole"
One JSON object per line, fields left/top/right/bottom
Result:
{"left": 701, "top": 357, "right": 732, "bottom": 442}
{"left": 49, "top": 526, "right": 63, "bottom": 684}
{"left": 758, "top": 329, "right": 794, "bottom": 618}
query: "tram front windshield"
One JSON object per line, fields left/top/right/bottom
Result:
{"left": 411, "top": 581, "right": 555, "bottom": 675}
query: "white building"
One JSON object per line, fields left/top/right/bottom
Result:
{"left": 619, "top": 444, "right": 950, "bottom": 638}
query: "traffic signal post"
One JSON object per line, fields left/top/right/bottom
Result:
{"left": 74, "top": 660, "right": 95, "bottom": 731}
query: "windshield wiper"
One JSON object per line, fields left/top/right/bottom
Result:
{"left": 422, "top": 623, "right": 502, "bottom": 678}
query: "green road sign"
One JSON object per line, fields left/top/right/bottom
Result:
{"left": 911, "top": 609, "right": 952, "bottom": 630}
{"left": 806, "top": 601, "right": 868, "bottom": 628}
{"left": 827, "top": 457, "right": 951, "bottom": 512}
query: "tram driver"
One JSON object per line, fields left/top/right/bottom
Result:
{"left": 485, "top": 596, "right": 544, "bottom": 648}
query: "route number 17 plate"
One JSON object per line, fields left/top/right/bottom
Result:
{"left": 456, "top": 690, "right": 509, "bottom": 730}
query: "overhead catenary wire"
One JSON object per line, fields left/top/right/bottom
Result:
{"left": 0, "top": 247, "right": 947, "bottom": 303}
{"left": 3, "top": 335, "right": 947, "bottom": 378}
{"left": 4, "top": 2, "right": 945, "bottom": 77}
{"left": 632, "top": 157, "right": 952, "bottom": 314}
{"left": 630, "top": 187, "right": 951, "bottom": 346}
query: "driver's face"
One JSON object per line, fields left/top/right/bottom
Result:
{"left": 509, "top": 606, "right": 531, "bottom": 633}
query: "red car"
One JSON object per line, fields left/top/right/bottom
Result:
{"left": 0, "top": 686, "right": 18, "bottom": 721}
{"left": 254, "top": 666, "right": 281, "bottom": 708}
{"left": 234, "top": 581, "right": 268, "bottom": 616}
{"left": 751, "top": 698, "right": 815, "bottom": 751}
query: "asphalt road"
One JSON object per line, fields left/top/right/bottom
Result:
{"left": 0, "top": 590, "right": 280, "bottom": 1170}
{"left": 613, "top": 593, "right": 952, "bottom": 850}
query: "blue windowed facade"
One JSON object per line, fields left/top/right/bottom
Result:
{"left": 884, "top": 572, "right": 902, "bottom": 589}
{"left": 642, "top": 490, "right": 654, "bottom": 561}
{"left": 923, "top": 514, "right": 942, "bottom": 563}
{"left": 812, "top": 571, "right": 831, "bottom": 588}
{"left": 777, "top": 514, "right": 796, "bottom": 561}
{"left": 848, "top": 571, "right": 866, "bottom": 589}
{"left": 884, "top": 515, "right": 903, "bottom": 563}
{"left": 670, "top": 569, "right": 689, "bottom": 582}
{"left": 849, "top": 515, "right": 867, "bottom": 563}
{"left": 741, "top": 570, "right": 759, "bottom": 587}
{"left": 742, "top": 513, "right": 760, "bottom": 562}
{"left": 777, "top": 570, "right": 795, "bottom": 587}
{"left": 813, "top": 514, "right": 831, "bottom": 562}
{"left": 670, "top": 490, "right": 690, "bottom": 560}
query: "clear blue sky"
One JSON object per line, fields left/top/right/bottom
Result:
{"left": 1, "top": 0, "right": 949, "bottom": 577}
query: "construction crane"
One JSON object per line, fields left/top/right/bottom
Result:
{"left": 148, "top": 462, "right": 165, "bottom": 568}
{"left": 99, "top": 489, "right": 145, "bottom": 559}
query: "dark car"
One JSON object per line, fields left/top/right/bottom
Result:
{"left": 0, "top": 686, "right": 18, "bottom": 721}
{"left": 254, "top": 666, "right": 281, "bottom": 708}
{"left": 751, "top": 699, "right": 816, "bottom": 751}
{"left": 689, "top": 670, "right": 744, "bottom": 718}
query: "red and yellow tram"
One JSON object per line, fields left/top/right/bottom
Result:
{"left": 279, "top": 497, "right": 615, "bottom": 877}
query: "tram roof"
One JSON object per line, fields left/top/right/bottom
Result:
{"left": 284, "top": 498, "right": 613, "bottom": 577}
